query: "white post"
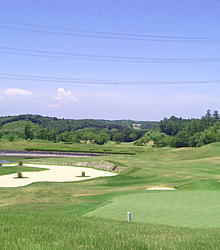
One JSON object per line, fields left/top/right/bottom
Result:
{"left": 127, "top": 212, "right": 131, "bottom": 222}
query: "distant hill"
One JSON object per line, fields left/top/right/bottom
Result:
{"left": 0, "top": 114, "right": 158, "bottom": 133}
{"left": 1, "top": 111, "right": 220, "bottom": 148}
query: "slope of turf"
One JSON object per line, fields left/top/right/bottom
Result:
{"left": 0, "top": 208, "right": 219, "bottom": 249}
{"left": 86, "top": 190, "right": 220, "bottom": 228}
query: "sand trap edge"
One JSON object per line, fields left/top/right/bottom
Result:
{"left": 146, "top": 187, "right": 176, "bottom": 190}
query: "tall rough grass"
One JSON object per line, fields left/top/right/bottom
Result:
{"left": 0, "top": 208, "right": 219, "bottom": 249}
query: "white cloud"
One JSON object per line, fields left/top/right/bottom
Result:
{"left": 54, "top": 88, "right": 80, "bottom": 102}
{"left": 5, "top": 88, "right": 33, "bottom": 96}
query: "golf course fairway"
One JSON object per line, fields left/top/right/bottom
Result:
{"left": 86, "top": 190, "right": 220, "bottom": 228}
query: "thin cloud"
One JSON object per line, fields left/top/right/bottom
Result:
{"left": 54, "top": 88, "right": 80, "bottom": 102}
{"left": 5, "top": 88, "right": 33, "bottom": 96}
{"left": 48, "top": 104, "right": 59, "bottom": 108}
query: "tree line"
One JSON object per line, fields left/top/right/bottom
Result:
{"left": 135, "top": 110, "right": 220, "bottom": 148}
{"left": 0, "top": 115, "right": 153, "bottom": 144}
{"left": 0, "top": 114, "right": 157, "bottom": 133}
{"left": 1, "top": 111, "right": 220, "bottom": 148}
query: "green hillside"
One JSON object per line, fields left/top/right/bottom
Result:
{"left": 0, "top": 132, "right": 219, "bottom": 248}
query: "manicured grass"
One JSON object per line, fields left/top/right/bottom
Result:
{"left": 0, "top": 142, "right": 219, "bottom": 209}
{"left": 25, "top": 145, "right": 137, "bottom": 155}
{"left": 0, "top": 165, "right": 49, "bottom": 176}
{"left": 0, "top": 142, "right": 220, "bottom": 248}
{"left": 86, "top": 190, "right": 220, "bottom": 228}
{"left": 0, "top": 208, "right": 219, "bottom": 249}
{"left": 0, "top": 139, "right": 148, "bottom": 154}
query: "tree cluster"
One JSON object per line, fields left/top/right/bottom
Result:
{"left": 151, "top": 110, "right": 220, "bottom": 148}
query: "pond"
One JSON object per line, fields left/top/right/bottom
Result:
{"left": 0, "top": 160, "right": 11, "bottom": 163}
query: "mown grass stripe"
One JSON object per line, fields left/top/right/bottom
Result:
{"left": 86, "top": 191, "right": 220, "bottom": 228}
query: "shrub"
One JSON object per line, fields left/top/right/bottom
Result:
{"left": 18, "top": 160, "right": 23, "bottom": 166}
{"left": 81, "top": 171, "right": 85, "bottom": 177}
{"left": 133, "top": 141, "right": 143, "bottom": 146}
{"left": 0, "top": 162, "right": 2, "bottom": 167}
{"left": 8, "top": 134, "right": 15, "bottom": 141}
{"left": 17, "top": 171, "right": 23, "bottom": 178}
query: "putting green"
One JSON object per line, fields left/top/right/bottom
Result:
{"left": 85, "top": 191, "right": 220, "bottom": 228}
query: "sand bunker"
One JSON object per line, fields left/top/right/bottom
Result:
{"left": 146, "top": 187, "right": 175, "bottom": 190}
{"left": 0, "top": 164, "right": 117, "bottom": 187}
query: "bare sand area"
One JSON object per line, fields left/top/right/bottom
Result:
{"left": 0, "top": 164, "right": 117, "bottom": 187}
{"left": 146, "top": 187, "right": 175, "bottom": 190}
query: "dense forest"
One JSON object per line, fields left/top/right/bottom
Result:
{"left": 1, "top": 110, "right": 220, "bottom": 148}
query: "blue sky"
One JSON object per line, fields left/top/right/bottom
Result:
{"left": 1, "top": 0, "right": 220, "bottom": 121}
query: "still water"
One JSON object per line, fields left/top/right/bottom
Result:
{"left": 0, "top": 160, "right": 11, "bottom": 163}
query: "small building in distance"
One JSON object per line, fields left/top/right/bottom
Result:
{"left": 132, "top": 124, "right": 141, "bottom": 129}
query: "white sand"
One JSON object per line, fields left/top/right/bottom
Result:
{"left": 146, "top": 187, "right": 175, "bottom": 190}
{"left": 0, "top": 164, "right": 117, "bottom": 187}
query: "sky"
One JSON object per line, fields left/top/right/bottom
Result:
{"left": 1, "top": 0, "right": 220, "bottom": 121}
